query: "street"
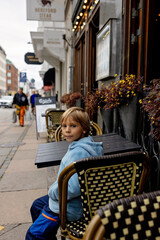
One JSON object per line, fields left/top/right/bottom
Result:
{"left": 0, "top": 108, "right": 31, "bottom": 178}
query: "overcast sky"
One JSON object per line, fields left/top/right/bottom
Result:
{"left": 0, "top": 1, "right": 43, "bottom": 89}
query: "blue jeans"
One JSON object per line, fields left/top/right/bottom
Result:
{"left": 25, "top": 195, "right": 60, "bottom": 240}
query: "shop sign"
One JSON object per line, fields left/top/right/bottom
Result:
{"left": 35, "top": 96, "right": 56, "bottom": 135}
{"left": 26, "top": 0, "right": 64, "bottom": 22}
{"left": 44, "top": 30, "right": 64, "bottom": 48}
{"left": 24, "top": 52, "right": 43, "bottom": 65}
{"left": 20, "top": 72, "right": 27, "bottom": 83}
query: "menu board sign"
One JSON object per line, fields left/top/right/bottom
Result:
{"left": 35, "top": 97, "right": 56, "bottom": 138}
{"left": 96, "top": 19, "right": 117, "bottom": 81}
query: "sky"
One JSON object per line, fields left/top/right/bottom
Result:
{"left": 0, "top": 1, "right": 43, "bottom": 89}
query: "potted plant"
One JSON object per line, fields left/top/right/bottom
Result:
{"left": 60, "top": 92, "right": 82, "bottom": 108}
{"left": 84, "top": 74, "right": 143, "bottom": 137}
{"left": 104, "top": 74, "right": 143, "bottom": 141}
{"left": 140, "top": 79, "right": 160, "bottom": 141}
{"left": 83, "top": 85, "right": 113, "bottom": 133}
{"left": 84, "top": 75, "right": 143, "bottom": 111}
{"left": 103, "top": 74, "right": 143, "bottom": 110}
{"left": 83, "top": 85, "right": 108, "bottom": 112}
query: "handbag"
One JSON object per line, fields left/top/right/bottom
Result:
{"left": 12, "top": 110, "right": 17, "bottom": 123}
{"left": 25, "top": 110, "right": 32, "bottom": 121}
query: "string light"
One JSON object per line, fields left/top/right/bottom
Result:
{"left": 73, "top": 0, "right": 100, "bottom": 33}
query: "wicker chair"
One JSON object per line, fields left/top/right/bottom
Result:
{"left": 55, "top": 121, "right": 103, "bottom": 142}
{"left": 58, "top": 151, "right": 151, "bottom": 240}
{"left": 83, "top": 190, "right": 160, "bottom": 240}
{"left": 45, "top": 109, "right": 64, "bottom": 142}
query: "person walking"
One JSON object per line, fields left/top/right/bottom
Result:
{"left": 25, "top": 107, "right": 103, "bottom": 240}
{"left": 35, "top": 90, "right": 41, "bottom": 98}
{"left": 13, "top": 87, "right": 29, "bottom": 127}
{"left": 30, "top": 90, "right": 37, "bottom": 115}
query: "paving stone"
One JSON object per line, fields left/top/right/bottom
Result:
{"left": 0, "top": 170, "right": 48, "bottom": 191}
{"left": 0, "top": 189, "right": 47, "bottom": 224}
{"left": 13, "top": 150, "right": 37, "bottom": 160}
{"left": 7, "top": 159, "right": 38, "bottom": 172}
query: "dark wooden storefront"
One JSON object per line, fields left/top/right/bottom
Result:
{"left": 72, "top": 1, "right": 100, "bottom": 97}
{"left": 72, "top": 0, "right": 160, "bottom": 89}
{"left": 123, "top": 0, "right": 160, "bottom": 83}
{"left": 71, "top": 0, "right": 160, "bottom": 191}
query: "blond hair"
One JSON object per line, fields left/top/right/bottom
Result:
{"left": 60, "top": 107, "right": 90, "bottom": 136}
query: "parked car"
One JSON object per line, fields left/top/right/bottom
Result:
{"left": 0, "top": 95, "right": 13, "bottom": 108}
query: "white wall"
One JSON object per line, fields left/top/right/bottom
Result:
{"left": 0, "top": 47, "right": 6, "bottom": 96}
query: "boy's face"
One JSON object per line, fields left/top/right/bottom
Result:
{"left": 61, "top": 116, "right": 86, "bottom": 142}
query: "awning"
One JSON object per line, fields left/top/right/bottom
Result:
{"left": 43, "top": 68, "right": 55, "bottom": 86}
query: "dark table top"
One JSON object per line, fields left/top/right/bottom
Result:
{"left": 35, "top": 133, "right": 141, "bottom": 168}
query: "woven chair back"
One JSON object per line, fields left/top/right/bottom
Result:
{"left": 55, "top": 121, "right": 102, "bottom": 142}
{"left": 83, "top": 190, "right": 160, "bottom": 240}
{"left": 45, "top": 109, "right": 64, "bottom": 142}
{"left": 58, "top": 151, "right": 150, "bottom": 239}
{"left": 75, "top": 151, "right": 149, "bottom": 222}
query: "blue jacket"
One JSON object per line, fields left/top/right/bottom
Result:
{"left": 48, "top": 136, "right": 103, "bottom": 221}
{"left": 30, "top": 94, "right": 37, "bottom": 104}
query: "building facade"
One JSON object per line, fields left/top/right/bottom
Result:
{"left": 29, "top": 0, "right": 160, "bottom": 108}
{"left": 71, "top": 0, "right": 160, "bottom": 93}
{"left": 29, "top": 0, "right": 74, "bottom": 108}
{"left": 6, "top": 59, "right": 18, "bottom": 96}
{"left": 0, "top": 46, "right": 6, "bottom": 97}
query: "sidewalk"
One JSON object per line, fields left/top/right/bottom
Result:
{"left": 0, "top": 119, "right": 60, "bottom": 240}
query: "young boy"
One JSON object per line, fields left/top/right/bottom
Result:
{"left": 25, "top": 107, "right": 103, "bottom": 240}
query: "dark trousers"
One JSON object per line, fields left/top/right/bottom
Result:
{"left": 25, "top": 195, "right": 60, "bottom": 240}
